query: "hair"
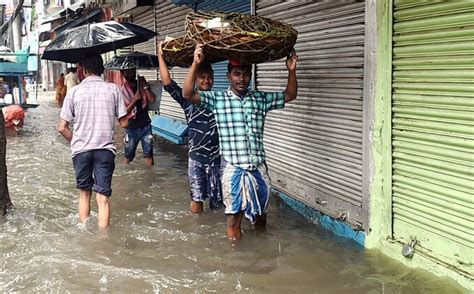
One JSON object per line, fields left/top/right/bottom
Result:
{"left": 79, "top": 55, "right": 104, "bottom": 76}
{"left": 197, "top": 63, "right": 214, "bottom": 75}
{"left": 227, "top": 62, "right": 252, "bottom": 73}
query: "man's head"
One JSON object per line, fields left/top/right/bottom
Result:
{"left": 227, "top": 59, "right": 252, "bottom": 96}
{"left": 79, "top": 55, "right": 104, "bottom": 77}
{"left": 121, "top": 68, "right": 137, "bottom": 84}
{"left": 195, "top": 63, "right": 214, "bottom": 91}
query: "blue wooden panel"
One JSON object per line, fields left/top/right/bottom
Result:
{"left": 151, "top": 115, "right": 188, "bottom": 145}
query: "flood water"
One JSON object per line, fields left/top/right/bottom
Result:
{"left": 0, "top": 93, "right": 468, "bottom": 293}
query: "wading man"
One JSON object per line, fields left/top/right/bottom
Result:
{"left": 58, "top": 55, "right": 128, "bottom": 228}
{"left": 183, "top": 44, "right": 298, "bottom": 239}
{"left": 121, "top": 68, "right": 156, "bottom": 167}
{"left": 158, "top": 42, "right": 222, "bottom": 213}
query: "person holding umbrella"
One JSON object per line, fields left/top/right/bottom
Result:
{"left": 158, "top": 41, "right": 222, "bottom": 214}
{"left": 57, "top": 55, "right": 129, "bottom": 229}
{"left": 120, "top": 68, "right": 156, "bottom": 167}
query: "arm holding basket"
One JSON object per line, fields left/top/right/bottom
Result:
{"left": 284, "top": 49, "right": 298, "bottom": 103}
{"left": 157, "top": 42, "right": 172, "bottom": 86}
{"left": 183, "top": 44, "right": 205, "bottom": 105}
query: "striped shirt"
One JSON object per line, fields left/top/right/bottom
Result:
{"left": 199, "top": 88, "right": 285, "bottom": 170}
{"left": 60, "top": 75, "right": 128, "bottom": 157}
{"left": 164, "top": 80, "right": 220, "bottom": 164}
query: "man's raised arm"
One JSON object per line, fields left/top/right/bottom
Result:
{"left": 284, "top": 49, "right": 298, "bottom": 103}
{"left": 157, "top": 41, "right": 172, "bottom": 86}
{"left": 182, "top": 44, "right": 205, "bottom": 105}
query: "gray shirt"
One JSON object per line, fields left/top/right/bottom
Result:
{"left": 60, "top": 75, "right": 128, "bottom": 157}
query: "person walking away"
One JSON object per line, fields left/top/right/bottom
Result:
{"left": 183, "top": 44, "right": 298, "bottom": 240}
{"left": 55, "top": 73, "right": 66, "bottom": 107}
{"left": 158, "top": 42, "right": 222, "bottom": 213}
{"left": 57, "top": 55, "right": 129, "bottom": 228}
{"left": 64, "top": 67, "right": 79, "bottom": 94}
{"left": 120, "top": 68, "right": 156, "bottom": 167}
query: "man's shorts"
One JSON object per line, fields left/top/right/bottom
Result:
{"left": 124, "top": 125, "right": 153, "bottom": 161}
{"left": 72, "top": 149, "right": 115, "bottom": 197}
{"left": 220, "top": 159, "right": 271, "bottom": 223}
{"left": 188, "top": 157, "right": 222, "bottom": 209}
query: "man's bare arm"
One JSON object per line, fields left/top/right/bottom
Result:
{"left": 57, "top": 119, "right": 72, "bottom": 141}
{"left": 158, "top": 41, "right": 172, "bottom": 86}
{"left": 284, "top": 49, "right": 298, "bottom": 103}
{"left": 118, "top": 115, "right": 129, "bottom": 128}
{"left": 182, "top": 44, "right": 204, "bottom": 105}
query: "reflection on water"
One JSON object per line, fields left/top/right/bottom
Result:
{"left": 0, "top": 94, "right": 468, "bottom": 293}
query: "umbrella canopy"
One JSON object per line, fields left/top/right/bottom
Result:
{"left": 41, "top": 21, "right": 157, "bottom": 63}
{"left": 104, "top": 52, "right": 159, "bottom": 70}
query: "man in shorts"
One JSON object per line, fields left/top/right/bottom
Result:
{"left": 120, "top": 69, "right": 156, "bottom": 166}
{"left": 58, "top": 55, "right": 129, "bottom": 228}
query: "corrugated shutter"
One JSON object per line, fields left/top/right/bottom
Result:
{"left": 133, "top": 8, "right": 157, "bottom": 81}
{"left": 117, "top": 45, "right": 132, "bottom": 57}
{"left": 392, "top": 1, "right": 473, "bottom": 275}
{"left": 256, "top": 1, "right": 367, "bottom": 227}
{"left": 155, "top": 1, "right": 193, "bottom": 121}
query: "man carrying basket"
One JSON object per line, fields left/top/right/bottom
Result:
{"left": 183, "top": 44, "right": 298, "bottom": 240}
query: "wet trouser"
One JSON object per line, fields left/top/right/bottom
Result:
{"left": 188, "top": 157, "right": 223, "bottom": 210}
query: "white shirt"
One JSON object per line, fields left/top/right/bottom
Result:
{"left": 64, "top": 72, "right": 79, "bottom": 91}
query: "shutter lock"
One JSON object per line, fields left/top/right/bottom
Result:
{"left": 402, "top": 238, "right": 417, "bottom": 258}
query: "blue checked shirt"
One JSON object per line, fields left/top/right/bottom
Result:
{"left": 199, "top": 88, "right": 285, "bottom": 170}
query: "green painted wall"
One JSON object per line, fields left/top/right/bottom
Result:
{"left": 365, "top": 0, "right": 473, "bottom": 291}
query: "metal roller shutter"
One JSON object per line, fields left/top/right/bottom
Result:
{"left": 133, "top": 9, "right": 157, "bottom": 81}
{"left": 256, "top": 1, "right": 367, "bottom": 228}
{"left": 392, "top": 1, "right": 473, "bottom": 276}
{"left": 155, "top": 1, "right": 193, "bottom": 121}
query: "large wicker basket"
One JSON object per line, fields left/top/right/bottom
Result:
{"left": 185, "top": 11, "right": 297, "bottom": 64}
{"left": 161, "top": 35, "right": 226, "bottom": 68}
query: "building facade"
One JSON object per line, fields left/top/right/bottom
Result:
{"left": 100, "top": 0, "right": 474, "bottom": 290}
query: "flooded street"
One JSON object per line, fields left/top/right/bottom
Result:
{"left": 0, "top": 93, "right": 467, "bottom": 293}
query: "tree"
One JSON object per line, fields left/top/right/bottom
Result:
{"left": 0, "top": 110, "right": 12, "bottom": 215}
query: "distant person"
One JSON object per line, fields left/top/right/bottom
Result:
{"left": 120, "top": 68, "right": 156, "bottom": 167}
{"left": 55, "top": 73, "right": 66, "bottom": 107}
{"left": 158, "top": 42, "right": 222, "bottom": 213}
{"left": 57, "top": 54, "right": 129, "bottom": 229}
{"left": 64, "top": 67, "right": 79, "bottom": 93}
{"left": 0, "top": 78, "right": 9, "bottom": 99}
{"left": 12, "top": 83, "right": 23, "bottom": 104}
{"left": 183, "top": 44, "right": 298, "bottom": 240}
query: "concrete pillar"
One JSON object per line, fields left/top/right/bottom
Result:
{"left": 12, "top": 7, "right": 22, "bottom": 51}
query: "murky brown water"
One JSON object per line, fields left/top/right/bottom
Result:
{"left": 0, "top": 93, "right": 468, "bottom": 293}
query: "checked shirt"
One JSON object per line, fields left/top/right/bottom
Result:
{"left": 199, "top": 88, "right": 285, "bottom": 170}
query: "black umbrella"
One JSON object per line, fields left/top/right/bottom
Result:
{"left": 103, "top": 52, "right": 159, "bottom": 70}
{"left": 41, "top": 21, "right": 157, "bottom": 63}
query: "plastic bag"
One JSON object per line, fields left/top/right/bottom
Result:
{"left": 2, "top": 105, "right": 25, "bottom": 129}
